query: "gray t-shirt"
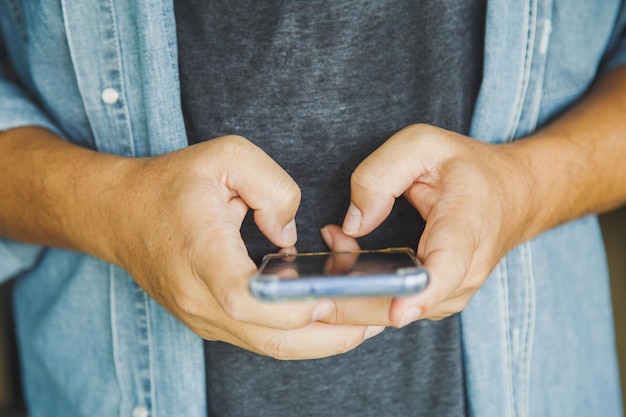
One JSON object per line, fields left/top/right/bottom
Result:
{"left": 175, "top": 1, "right": 485, "bottom": 416}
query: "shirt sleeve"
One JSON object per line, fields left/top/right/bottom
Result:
{"left": 0, "top": 59, "right": 62, "bottom": 135}
{"left": 0, "top": 240, "right": 44, "bottom": 283}
{"left": 601, "top": 2, "right": 626, "bottom": 72}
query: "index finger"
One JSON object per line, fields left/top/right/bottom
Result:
{"left": 220, "top": 135, "right": 302, "bottom": 247}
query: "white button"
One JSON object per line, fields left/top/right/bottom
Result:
{"left": 101, "top": 87, "right": 119, "bottom": 105}
{"left": 132, "top": 405, "right": 149, "bottom": 417}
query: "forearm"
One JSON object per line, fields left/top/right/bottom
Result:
{"left": 0, "top": 127, "right": 128, "bottom": 262}
{"left": 512, "top": 66, "right": 626, "bottom": 241}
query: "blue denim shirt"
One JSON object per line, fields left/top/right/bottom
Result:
{"left": 1, "top": 1, "right": 625, "bottom": 416}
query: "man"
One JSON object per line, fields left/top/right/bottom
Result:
{"left": 0, "top": 1, "right": 623, "bottom": 416}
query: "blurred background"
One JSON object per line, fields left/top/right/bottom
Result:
{"left": 1, "top": 208, "right": 626, "bottom": 416}
{"left": 601, "top": 206, "right": 626, "bottom": 414}
{"left": 0, "top": 278, "right": 22, "bottom": 417}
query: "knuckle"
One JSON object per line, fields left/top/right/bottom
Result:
{"left": 403, "top": 123, "right": 430, "bottom": 137}
{"left": 396, "top": 123, "right": 431, "bottom": 144}
{"left": 350, "top": 162, "right": 378, "bottom": 192}
{"left": 217, "top": 135, "right": 257, "bottom": 161}
{"left": 221, "top": 134, "right": 249, "bottom": 146}
{"left": 398, "top": 123, "right": 448, "bottom": 155}
{"left": 409, "top": 122, "right": 446, "bottom": 139}
{"left": 278, "top": 180, "right": 301, "bottom": 207}
{"left": 212, "top": 134, "right": 243, "bottom": 151}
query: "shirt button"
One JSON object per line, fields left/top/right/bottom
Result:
{"left": 101, "top": 87, "right": 119, "bottom": 105}
{"left": 132, "top": 405, "right": 149, "bottom": 417}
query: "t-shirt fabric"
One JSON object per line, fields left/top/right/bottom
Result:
{"left": 175, "top": 1, "right": 485, "bottom": 416}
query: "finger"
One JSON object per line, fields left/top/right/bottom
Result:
{"left": 389, "top": 212, "right": 476, "bottom": 327}
{"left": 320, "top": 225, "right": 360, "bottom": 273}
{"left": 319, "top": 297, "right": 394, "bottom": 326}
{"left": 220, "top": 135, "right": 302, "bottom": 247}
{"left": 183, "top": 295, "right": 385, "bottom": 359}
{"left": 209, "top": 322, "right": 386, "bottom": 360}
{"left": 320, "top": 224, "right": 361, "bottom": 251}
{"left": 245, "top": 322, "right": 386, "bottom": 360}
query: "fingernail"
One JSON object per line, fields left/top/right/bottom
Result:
{"left": 398, "top": 307, "right": 422, "bottom": 328}
{"left": 364, "top": 326, "right": 385, "bottom": 340}
{"left": 282, "top": 219, "right": 297, "bottom": 246}
{"left": 342, "top": 204, "right": 362, "bottom": 235}
{"left": 312, "top": 301, "right": 334, "bottom": 322}
{"left": 320, "top": 227, "right": 333, "bottom": 247}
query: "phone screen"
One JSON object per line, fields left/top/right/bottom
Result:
{"left": 260, "top": 249, "right": 419, "bottom": 277}
{"left": 249, "top": 248, "right": 428, "bottom": 301}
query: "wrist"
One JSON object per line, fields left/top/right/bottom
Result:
{"left": 502, "top": 132, "right": 592, "bottom": 244}
{"left": 0, "top": 127, "right": 140, "bottom": 265}
{"left": 68, "top": 152, "right": 140, "bottom": 266}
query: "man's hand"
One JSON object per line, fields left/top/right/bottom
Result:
{"left": 339, "top": 124, "right": 535, "bottom": 326}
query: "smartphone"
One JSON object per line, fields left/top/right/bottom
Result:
{"left": 249, "top": 247, "right": 428, "bottom": 301}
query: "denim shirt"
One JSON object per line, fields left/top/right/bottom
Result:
{"left": 0, "top": 1, "right": 625, "bottom": 416}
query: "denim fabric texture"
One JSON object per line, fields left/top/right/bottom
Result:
{"left": 0, "top": 1, "right": 624, "bottom": 416}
